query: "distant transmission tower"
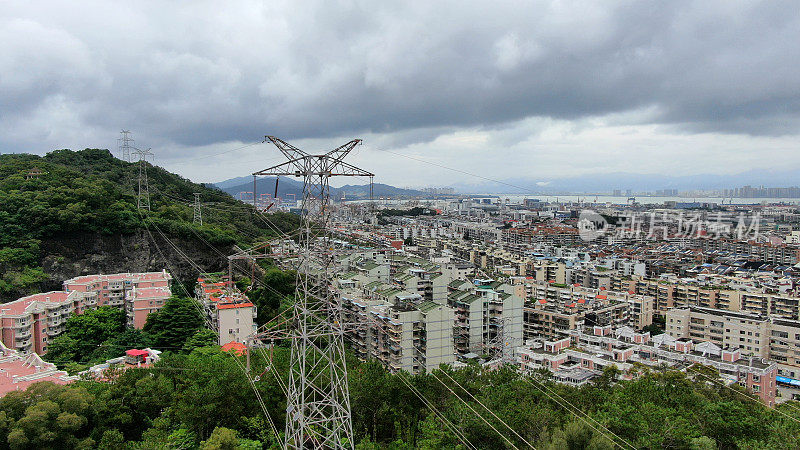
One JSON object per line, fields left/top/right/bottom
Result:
{"left": 118, "top": 130, "right": 134, "bottom": 162}
{"left": 134, "top": 148, "right": 154, "bottom": 210}
{"left": 193, "top": 193, "right": 202, "bottom": 225}
{"left": 486, "top": 317, "right": 518, "bottom": 365}
{"left": 254, "top": 136, "right": 372, "bottom": 449}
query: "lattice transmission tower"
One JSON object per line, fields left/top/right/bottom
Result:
{"left": 253, "top": 136, "right": 372, "bottom": 449}
{"left": 485, "top": 316, "right": 519, "bottom": 365}
{"left": 193, "top": 193, "right": 202, "bottom": 225}
{"left": 134, "top": 148, "right": 154, "bottom": 210}
{"left": 118, "top": 130, "right": 134, "bottom": 162}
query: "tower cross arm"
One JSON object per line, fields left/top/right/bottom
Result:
{"left": 324, "top": 139, "right": 361, "bottom": 161}
{"left": 253, "top": 158, "right": 306, "bottom": 177}
{"left": 326, "top": 159, "right": 374, "bottom": 177}
{"left": 264, "top": 136, "right": 309, "bottom": 160}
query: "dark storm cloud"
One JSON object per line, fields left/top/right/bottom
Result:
{"left": 1, "top": 0, "right": 799, "bottom": 155}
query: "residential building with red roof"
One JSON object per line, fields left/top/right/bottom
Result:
{"left": 196, "top": 275, "right": 257, "bottom": 345}
{"left": 63, "top": 270, "right": 172, "bottom": 330}
{"left": 0, "top": 271, "right": 172, "bottom": 355}
{"left": 0, "top": 341, "right": 76, "bottom": 396}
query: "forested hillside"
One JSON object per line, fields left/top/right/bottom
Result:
{"left": 1, "top": 351, "right": 798, "bottom": 449}
{"left": 0, "top": 149, "right": 300, "bottom": 301}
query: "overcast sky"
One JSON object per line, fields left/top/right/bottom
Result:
{"left": 2, "top": 1, "right": 799, "bottom": 188}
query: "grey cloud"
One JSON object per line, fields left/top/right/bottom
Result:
{"left": 1, "top": 0, "right": 799, "bottom": 159}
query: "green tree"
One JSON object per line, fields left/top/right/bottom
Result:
{"left": 143, "top": 295, "right": 205, "bottom": 350}
{"left": 183, "top": 329, "right": 218, "bottom": 352}
{"left": 200, "top": 427, "right": 239, "bottom": 450}
{"left": 45, "top": 306, "right": 126, "bottom": 365}
{"left": 97, "top": 429, "right": 127, "bottom": 449}
{"left": 249, "top": 267, "right": 296, "bottom": 325}
{"left": 3, "top": 383, "right": 94, "bottom": 449}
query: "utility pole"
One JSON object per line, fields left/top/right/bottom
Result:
{"left": 253, "top": 136, "right": 372, "bottom": 449}
{"left": 134, "top": 148, "right": 154, "bottom": 210}
{"left": 193, "top": 192, "right": 202, "bottom": 225}
{"left": 118, "top": 130, "right": 134, "bottom": 162}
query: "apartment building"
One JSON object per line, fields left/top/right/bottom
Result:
{"left": 524, "top": 294, "right": 633, "bottom": 340}
{"left": 522, "top": 282, "right": 653, "bottom": 338}
{"left": 452, "top": 222, "right": 502, "bottom": 243}
{"left": 667, "top": 306, "right": 770, "bottom": 358}
{"left": 701, "top": 239, "right": 800, "bottom": 265}
{"left": 393, "top": 265, "right": 448, "bottom": 304}
{"left": 341, "top": 296, "right": 455, "bottom": 374}
{"left": 217, "top": 303, "right": 257, "bottom": 346}
{"left": 195, "top": 276, "right": 257, "bottom": 345}
{"left": 622, "top": 277, "right": 800, "bottom": 321}
{"left": 63, "top": 271, "right": 173, "bottom": 328}
{"left": 769, "top": 318, "right": 800, "bottom": 377}
{"left": 520, "top": 325, "right": 778, "bottom": 406}
{"left": 501, "top": 226, "right": 580, "bottom": 250}
{"left": 446, "top": 280, "right": 524, "bottom": 356}
{"left": 0, "top": 291, "right": 78, "bottom": 354}
{"left": 531, "top": 261, "right": 567, "bottom": 284}
{"left": 0, "top": 271, "right": 172, "bottom": 355}
{"left": 666, "top": 305, "right": 800, "bottom": 381}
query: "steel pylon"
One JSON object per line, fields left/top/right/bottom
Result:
{"left": 254, "top": 136, "right": 373, "bottom": 449}
{"left": 134, "top": 147, "right": 153, "bottom": 210}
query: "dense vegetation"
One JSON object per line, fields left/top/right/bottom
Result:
{"left": 0, "top": 149, "right": 301, "bottom": 300}
{"left": 3, "top": 349, "right": 799, "bottom": 449}
{"left": 44, "top": 297, "right": 214, "bottom": 372}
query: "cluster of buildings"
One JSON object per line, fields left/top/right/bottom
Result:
{"left": 318, "top": 196, "right": 800, "bottom": 405}
{"left": 519, "top": 325, "right": 777, "bottom": 406}
{"left": 0, "top": 271, "right": 172, "bottom": 354}
{"left": 0, "top": 269, "right": 261, "bottom": 361}
{"left": 195, "top": 274, "right": 257, "bottom": 346}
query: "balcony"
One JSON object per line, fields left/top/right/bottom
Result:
{"left": 15, "top": 330, "right": 31, "bottom": 339}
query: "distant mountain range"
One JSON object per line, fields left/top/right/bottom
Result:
{"left": 451, "top": 167, "right": 800, "bottom": 195}
{"left": 215, "top": 166, "right": 800, "bottom": 198}
{"left": 214, "top": 176, "right": 426, "bottom": 199}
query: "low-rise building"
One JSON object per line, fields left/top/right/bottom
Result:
{"left": 0, "top": 341, "right": 76, "bottom": 396}
{"left": 519, "top": 324, "right": 778, "bottom": 406}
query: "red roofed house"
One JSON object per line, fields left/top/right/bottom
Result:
{"left": 0, "top": 271, "right": 173, "bottom": 356}
{"left": 196, "top": 277, "right": 257, "bottom": 345}
{"left": 221, "top": 341, "right": 248, "bottom": 355}
{"left": 0, "top": 341, "right": 76, "bottom": 396}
